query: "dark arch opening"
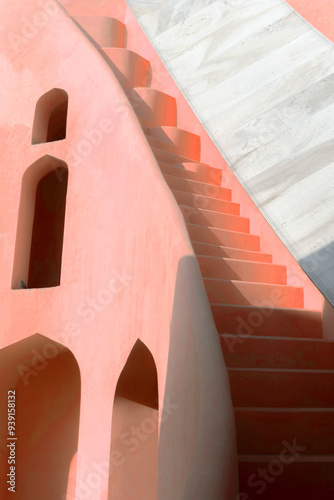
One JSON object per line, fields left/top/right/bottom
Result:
{"left": 12, "top": 156, "right": 68, "bottom": 290}
{"left": 0, "top": 334, "right": 81, "bottom": 500}
{"left": 32, "top": 89, "right": 68, "bottom": 144}
{"left": 108, "top": 339, "right": 159, "bottom": 500}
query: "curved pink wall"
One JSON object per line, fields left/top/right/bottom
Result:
{"left": 0, "top": 0, "right": 238, "bottom": 498}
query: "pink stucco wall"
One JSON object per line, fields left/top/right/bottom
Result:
{"left": 286, "top": 0, "right": 334, "bottom": 42}
{"left": 0, "top": 0, "right": 238, "bottom": 498}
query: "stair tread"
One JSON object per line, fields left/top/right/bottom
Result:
{"left": 222, "top": 334, "right": 329, "bottom": 342}
{"left": 153, "top": 146, "right": 205, "bottom": 165}
{"left": 159, "top": 160, "right": 211, "bottom": 170}
{"left": 235, "top": 406, "right": 334, "bottom": 411}
{"left": 164, "top": 173, "right": 223, "bottom": 187}
{"left": 172, "top": 189, "right": 234, "bottom": 202}
{"left": 187, "top": 222, "right": 253, "bottom": 236}
{"left": 131, "top": 86, "right": 172, "bottom": 96}
{"left": 198, "top": 255, "right": 283, "bottom": 266}
{"left": 191, "top": 241, "right": 272, "bottom": 262}
{"left": 211, "top": 304, "right": 322, "bottom": 338}
{"left": 228, "top": 367, "right": 334, "bottom": 373}
{"left": 238, "top": 454, "right": 334, "bottom": 461}
{"left": 180, "top": 206, "right": 247, "bottom": 219}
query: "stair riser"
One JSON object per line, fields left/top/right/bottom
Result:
{"left": 211, "top": 306, "right": 322, "bottom": 338}
{"left": 229, "top": 370, "right": 334, "bottom": 408}
{"left": 159, "top": 163, "right": 222, "bottom": 186}
{"left": 238, "top": 461, "right": 334, "bottom": 499}
{"left": 103, "top": 48, "right": 150, "bottom": 90}
{"left": 206, "top": 280, "right": 303, "bottom": 308}
{"left": 164, "top": 175, "right": 232, "bottom": 200}
{"left": 73, "top": 16, "right": 126, "bottom": 48}
{"left": 199, "top": 257, "right": 287, "bottom": 284}
{"left": 172, "top": 190, "right": 240, "bottom": 214}
{"left": 222, "top": 337, "right": 334, "bottom": 369}
{"left": 126, "top": 88, "right": 177, "bottom": 126}
{"left": 236, "top": 410, "right": 334, "bottom": 455}
{"left": 153, "top": 148, "right": 202, "bottom": 165}
{"left": 181, "top": 206, "right": 250, "bottom": 233}
{"left": 147, "top": 127, "right": 201, "bottom": 161}
{"left": 192, "top": 242, "right": 272, "bottom": 263}
{"left": 187, "top": 224, "right": 260, "bottom": 251}
{"left": 147, "top": 135, "right": 200, "bottom": 161}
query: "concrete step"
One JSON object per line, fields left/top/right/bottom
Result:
{"left": 147, "top": 135, "right": 201, "bottom": 161}
{"left": 192, "top": 241, "right": 271, "bottom": 262}
{"left": 152, "top": 146, "right": 203, "bottom": 165}
{"left": 211, "top": 305, "right": 322, "bottom": 338}
{"left": 235, "top": 407, "right": 334, "bottom": 455}
{"left": 73, "top": 15, "right": 125, "bottom": 47}
{"left": 228, "top": 367, "right": 334, "bottom": 408}
{"left": 221, "top": 335, "right": 334, "bottom": 369}
{"left": 126, "top": 87, "right": 177, "bottom": 126}
{"left": 102, "top": 48, "right": 150, "bottom": 90}
{"left": 147, "top": 126, "right": 201, "bottom": 161}
{"left": 181, "top": 206, "right": 250, "bottom": 233}
{"left": 163, "top": 174, "right": 232, "bottom": 200}
{"left": 238, "top": 456, "right": 334, "bottom": 499}
{"left": 187, "top": 224, "right": 260, "bottom": 251}
{"left": 159, "top": 161, "right": 222, "bottom": 185}
{"left": 198, "top": 256, "right": 287, "bottom": 284}
{"left": 172, "top": 190, "right": 240, "bottom": 214}
{"left": 205, "top": 279, "right": 303, "bottom": 308}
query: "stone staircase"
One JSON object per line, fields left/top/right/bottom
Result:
{"left": 69, "top": 5, "right": 334, "bottom": 498}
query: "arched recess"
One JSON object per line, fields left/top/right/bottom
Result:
{"left": 32, "top": 89, "right": 68, "bottom": 144}
{"left": 0, "top": 334, "right": 81, "bottom": 500}
{"left": 108, "top": 339, "right": 159, "bottom": 500}
{"left": 12, "top": 155, "right": 69, "bottom": 289}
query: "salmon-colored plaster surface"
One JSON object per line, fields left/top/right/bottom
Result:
{"left": 286, "top": 0, "right": 334, "bottom": 42}
{"left": 0, "top": 0, "right": 237, "bottom": 499}
{"left": 1, "top": 0, "right": 334, "bottom": 498}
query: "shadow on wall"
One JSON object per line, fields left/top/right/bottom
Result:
{"left": 159, "top": 255, "right": 238, "bottom": 500}
{"left": 105, "top": 256, "right": 237, "bottom": 500}
{"left": 300, "top": 241, "right": 334, "bottom": 308}
{"left": 0, "top": 334, "right": 81, "bottom": 500}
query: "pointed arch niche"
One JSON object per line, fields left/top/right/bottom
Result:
{"left": 12, "top": 155, "right": 69, "bottom": 289}
{"left": 0, "top": 334, "right": 81, "bottom": 500}
{"left": 108, "top": 339, "right": 159, "bottom": 500}
{"left": 32, "top": 88, "right": 68, "bottom": 144}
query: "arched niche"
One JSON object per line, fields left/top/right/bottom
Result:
{"left": 32, "top": 89, "right": 68, "bottom": 144}
{"left": 12, "top": 155, "right": 68, "bottom": 289}
{"left": 108, "top": 339, "right": 159, "bottom": 499}
{"left": 0, "top": 334, "right": 81, "bottom": 499}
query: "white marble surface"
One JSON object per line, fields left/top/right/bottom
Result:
{"left": 127, "top": 0, "right": 334, "bottom": 305}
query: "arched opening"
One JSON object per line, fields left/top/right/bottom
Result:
{"left": 32, "top": 89, "right": 68, "bottom": 144}
{"left": 12, "top": 156, "right": 68, "bottom": 289}
{"left": 0, "top": 334, "right": 81, "bottom": 500}
{"left": 109, "top": 339, "right": 159, "bottom": 500}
